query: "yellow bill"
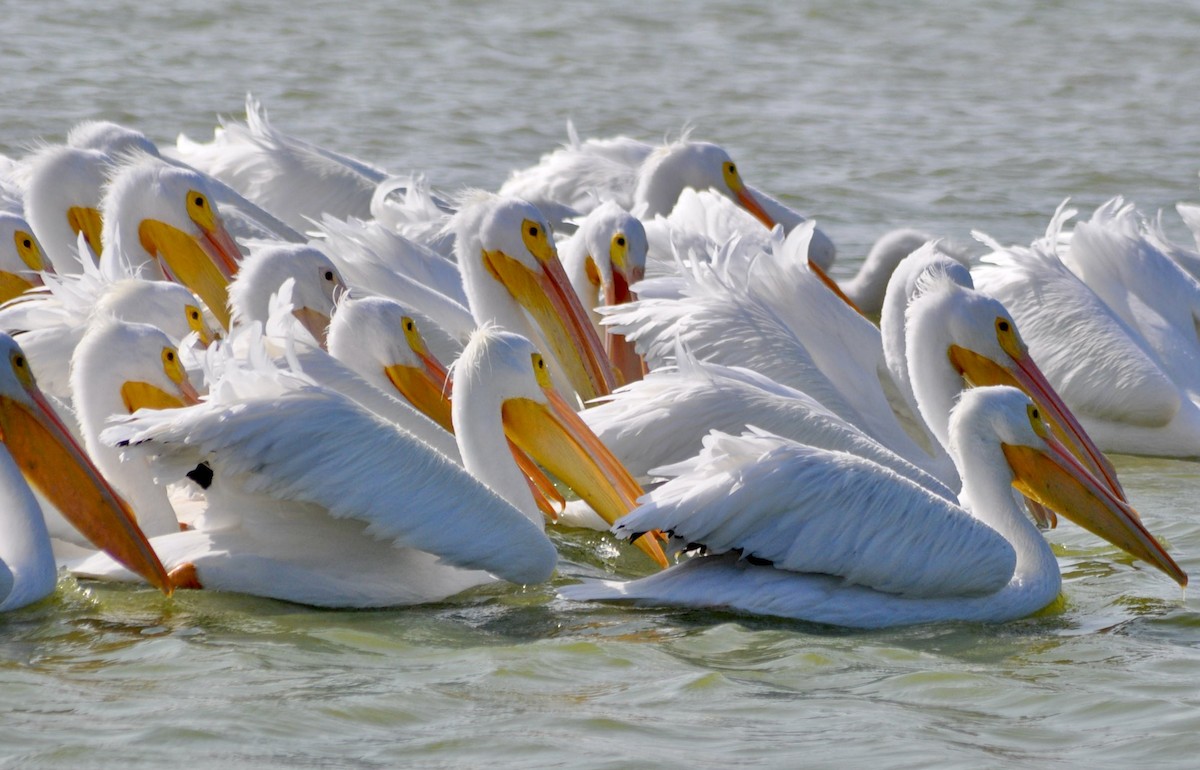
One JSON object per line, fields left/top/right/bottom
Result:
{"left": 0, "top": 387, "right": 171, "bottom": 595}
{"left": 483, "top": 244, "right": 618, "bottom": 402}
{"left": 950, "top": 340, "right": 1126, "bottom": 505}
{"left": 501, "top": 383, "right": 669, "bottom": 569}
{"left": 1004, "top": 422, "right": 1186, "bottom": 586}
{"left": 139, "top": 219, "right": 234, "bottom": 331}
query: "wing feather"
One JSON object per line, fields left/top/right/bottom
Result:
{"left": 613, "top": 430, "right": 1015, "bottom": 598}
{"left": 102, "top": 388, "right": 556, "bottom": 585}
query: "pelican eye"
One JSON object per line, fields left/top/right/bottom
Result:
{"left": 400, "top": 315, "right": 428, "bottom": 355}
{"left": 1026, "top": 403, "right": 1050, "bottom": 439}
{"left": 10, "top": 350, "right": 34, "bottom": 389}
{"left": 161, "top": 346, "right": 186, "bottom": 383}
{"left": 721, "top": 161, "right": 745, "bottom": 192}
{"left": 324, "top": 270, "right": 334, "bottom": 281}
{"left": 185, "top": 189, "right": 217, "bottom": 231}
{"left": 13, "top": 230, "right": 43, "bottom": 270}
{"left": 994, "top": 316, "right": 1025, "bottom": 358}
{"left": 531, "top": 352, "right": 552, "bottom": 389}
{"left": 610, "top": 231, "right": 629, "bottom": 269}
{"left": 520, "top": 218, "right": 556, "bottom": 262}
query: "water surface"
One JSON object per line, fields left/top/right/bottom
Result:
{"left": 3, "top": 2, "right": 1200, "bottom": 767}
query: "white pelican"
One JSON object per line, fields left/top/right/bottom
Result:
{"left": 70, "top": 319, "right": 201, "bottom": 538}
{"left": 0, "top": 211, "right": 47, "bottom": 303}
{"left": 499, "top": 126, "right": 836, "bottom": 264}
{"left": 561, "top": 387, "right": 1185, "bottom": 628}
{"left": 1058, "top": 199, "right": 1200, "bottom": 393}
{"left": 77, "top": 327, "right": 645, "bottom": 607}
{"left": 228, "top": 241, "right": 348, "bottom": 348}
{"left": 101, "top": 154, "right": 244, "bottom": 330}
{"left": 585, "top": 258, "right": 1125, "bottom": 525}
{"left": 316, "top": 293, "right": 660, "bottom": 561}
{"left": 453, "top": 192, "right": 618, "bottom": 403}
{"left": 973, "top": 201, "right": 1200, "bottom": 456}
{"left": 17, "top": 144, "right": 109, "bottom": 271}
{"left": 558, "top": 201, "right": 648, "bottom": 385}
{"left": 0, "top": 332, "right": 170, "bottom": 608}
{"left": 499, "top": 128, "right": 843, "bottom": 304}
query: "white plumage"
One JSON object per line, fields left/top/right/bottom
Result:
{"left": 562, "top": 387, "right": 1184, "bottom": 627}
{"left": 974, "top": 199, "right": 1200, "bottom": 456}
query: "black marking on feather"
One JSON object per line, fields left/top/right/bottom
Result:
{"left": 186, "top": 462, "right": 214, "bottom": 489}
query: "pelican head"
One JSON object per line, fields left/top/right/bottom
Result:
{"left": 21, "top": 145, "right": 110, "bottom": 269}
{"left": 0, "top": 212, "right": 46, "bottom": 302}
{"left": 96, "top": 279, "right": 216, "bottom": 348}
{"left": 951, "top": 386, "right": 1185, "bottom": 586}
{"left": 453, "top": 327, "right": 666, "bottom": 567}
{"left": 67, "top": 120, "right": 162, "bottom": 158}
{"left": 455, "top": 193, "right": 617, "bottom": 401}
{"left": 564, "top": 202, "right": 648, "bottom": 385}
{"left": 908, "top": 275, "right": 1124, "bottom": 502}
{"left": 636, "top": 140, "right": 776, "bottom": 228}
{"left": 229, "top": 242, "right": 346, "bottom": 347}
{"left": 327, "top": 294, "right": 452, "bottom": 430}
{"left": 0, "top": 332, "right": 170, "bottom": 593}
{"left": 72, "top": 319, "right": 202, "bottom": 441}
{"left": 102, "top": 155, "right": 242, "bottom": 329}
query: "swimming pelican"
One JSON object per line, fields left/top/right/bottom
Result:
{"left": 77, "top": 327, "right": 645, "bottom": 606}
{"left": 558, "top": 201, "right": 648, "bottom": 385}
{"left": 68, "top": 117, "right": 304, "bottom": 245}
{"left": 315, "top": 293, "right": 661, "bottom": 561}
{"left": 0, "top": 332, "right": 170, "bottom": 609}
{"left": 973, "top": 200, "right": 1200, "bottom": 457}
{"left": 585, "top": 255, "right": 1125, "bottom": 525}
{"left": 70, "top": 319, "right": 202, "bottom": 538}
{"left": 561, "top": 386, "right": 1185, "bottom": 628}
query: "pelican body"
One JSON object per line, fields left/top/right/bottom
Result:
{"left": 562, "top": 387, "right": 1184, "bottom": 628}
